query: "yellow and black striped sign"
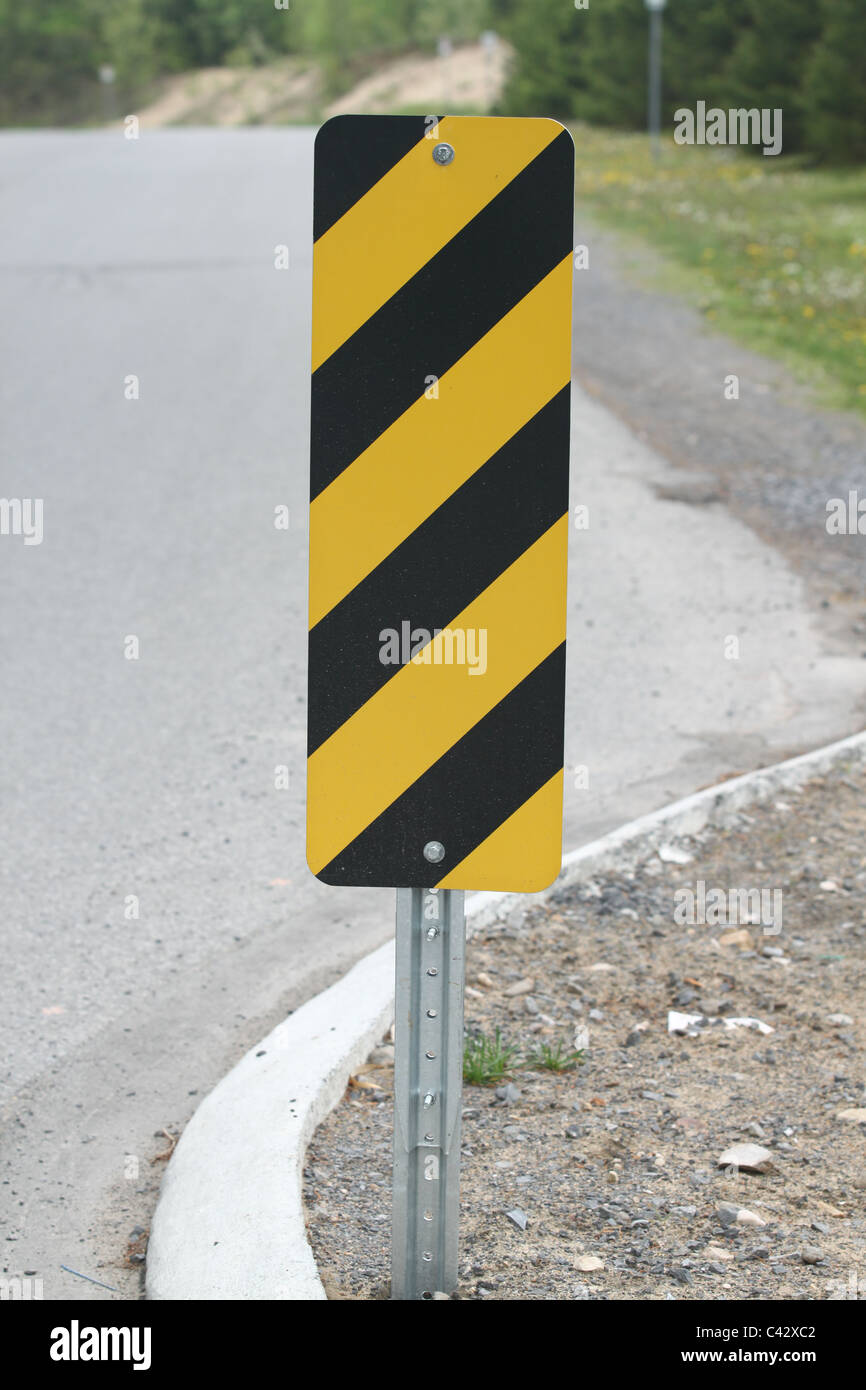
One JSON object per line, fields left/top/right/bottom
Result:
{"left": 306, "top": 115, "right": 573, "bottom": 892}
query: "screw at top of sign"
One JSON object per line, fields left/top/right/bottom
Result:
{"left": 432, "top": 143, "right": 455, "bottom": 166}
{"left": 424, "top": 840, "right": 445, "bottom": 863}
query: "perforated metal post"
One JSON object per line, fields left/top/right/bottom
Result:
{"left": 392, "top": 886, "right": 465, "bottom": 1300}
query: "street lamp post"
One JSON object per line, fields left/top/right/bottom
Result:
{"left": 645, "top": 0, "right": 666, "bottom": 163}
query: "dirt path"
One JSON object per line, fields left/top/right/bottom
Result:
{"left": 572, "top": 217, "right": 866, "bottom": 657}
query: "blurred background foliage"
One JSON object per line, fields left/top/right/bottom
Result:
{"left": 0, "top": 0, "right": 863, "bottom": 162}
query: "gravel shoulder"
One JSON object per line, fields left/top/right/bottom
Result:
{"left": 573, "top": 214, "right": 866, "bottom": 656}
{"left": 304, "top": 758, "right": 866, "bottom": 1300}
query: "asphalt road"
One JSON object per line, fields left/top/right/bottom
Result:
{"left": 1, "top": 130, "right": 864, "bottom": 1298}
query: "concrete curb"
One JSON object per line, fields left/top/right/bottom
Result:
{"left": 146, "top": 941, "right": 396, "bottom": 1300}
{"left": 146, "top": 727, "right": 865, "bottom": 1300}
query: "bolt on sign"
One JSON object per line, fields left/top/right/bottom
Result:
{"left": 306, "top": 115, "right": 574, "bottom": 891}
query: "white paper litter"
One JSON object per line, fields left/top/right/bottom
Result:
{"left": 667, "top": 1010, "right": 774, "bottom": 1037}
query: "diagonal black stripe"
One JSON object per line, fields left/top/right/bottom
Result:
{"left": 310, "top": 130, "right": 574, "bottom": 501}
{"left": 307, "top": 387, "right": 570, "bottom": 756}
{"left": 313, "top": 115, "right": 438, "bottom": 242}
{"left": 315, "top": 646, "right": 566, "bottom": 887}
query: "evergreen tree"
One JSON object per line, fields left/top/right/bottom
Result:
{"left": 571, "top": 0, "right": 646, "bottom": 130}
{"left": 493, "top": 0, "right": 584, "bottom": 119}
{"left": 569, "top": 0, "right": 750, "bottom": 135}
{"left": 663, "top": 0, "right": 752, "bottom": 116}
{"left": 721, "top": 0, "right": 821, "bottom": 154}
{"left": 803, "top": 0, "right": 866, "bottom": 163}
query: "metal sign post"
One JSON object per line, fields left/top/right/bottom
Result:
{"left": 392, "top": 885, "right": 465, "bottom": 1300}
{"left": 307, "top": 114, "right": 574, "bottom": 1300}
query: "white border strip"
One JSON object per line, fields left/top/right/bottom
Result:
{"left": 146, "top": 728, "right": 866, "bottom": 1300}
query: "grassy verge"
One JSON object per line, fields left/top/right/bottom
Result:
{"left": 569, "top": 122, "right": 866, "bottom": 416}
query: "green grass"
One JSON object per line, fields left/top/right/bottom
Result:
{"left": 569, "top": 122, "right": 866, "bottom": 416}
{"left": 463, "top": 1028, "right": 519, "bottom": 1086}
{"left": 524, "top": 1040, "right": 585, "bottom": 1073}
{"left": 463, "top": 1030, "right": 584, "bottom": 1083}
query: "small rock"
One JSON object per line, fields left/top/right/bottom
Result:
{"left": 502, "top": 1126, "right": 527, "bottom": 1141}
{"left": 588, "top": 962, "right": 616, "bottom": 973}
{"left": 494, "top": 1083, "right": 521, "bottom": 1103}
{"left": 746, "top": 1121, "right": 766, "bottom": 1139}
{"left": 505, "top": 1208, "right": 528, "bottom": 1231}
{"left": 800, "top": 1247, "right": 824, "bottom": 1265}
{"left": 588, "top": 1008, "right": 605, "bottom": 1022}
{"left": 717, "top": 1202, "right": 766, "bottom": 1228}
{"left": 719, "top": 928, "right": 753, "bottom": 948}
{"left": 836, "top": 1109, "right": 866, "bottom": 1123}
{"left": 524, "top": 997, "right": 539, "bottom": 1016}
{"left": 717, "top": 1142, "right": 773, "bottom": 1173}
{"left": 575, "top": 1254, "right": 604, "bottom": 1272}
{"left": 669, "top": 1266, "right": 693, "bottom": 1285}
{"left": 503, "top": 977, "right": 535, "bottom": 997}
{"left": 658, "top": 844, "right": 693, "bottom": 864}
{"left": 811, "top": 1221, "right": 830, "bottom": 1235}
{"left": 564, "top": 1125, "right": 582, "bottom": 1139}
{"left": 819, "top": 880, "right": 838, "bottom": 892}
{"left": 624, "top": 1029, "right": 643, "bottom": 1047}
{"left": 828, "top": 1014, "right": 854, "bottom": 1027}
{"left": 475, "top": 972, "right": 495, "bottom": 989}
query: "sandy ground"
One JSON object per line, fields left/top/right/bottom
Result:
{"left": 135, "top": 61, "right": 319, "bottom": 129}
{"left": 325, "top": 40, "right": 510, "bottom": 118}
{"left": 304, "top": 758, "right": 866, "bottom": 1300}
{"left": 133, "top": 41, "right": 510, "bottom": 129}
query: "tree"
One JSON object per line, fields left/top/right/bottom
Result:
{"left": 721, "top": 0, "right": 822, "bottom": 154}
{"left": 803, "top": 0, "right": 866, "bottom": 163}
{"left": 571, "top": 0, "right": 646, "bottom": 129}
{"left": 493, "top": 0, "right": 584, "bottom": 119}
{"left": 663, "top": 0, "right": 753, "bottom": 117}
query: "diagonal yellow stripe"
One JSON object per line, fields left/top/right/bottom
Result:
{"left": 435, "top": 770, "right": 563, "bottom": 892}
{"left": 311, "top": 116, "right": 562, "bottom": 373}
{"left": 306, "top": 516, "right": 568, "bottom": 876}
{"left": 309, "top": 255, "right": 572, "bottom": 630}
